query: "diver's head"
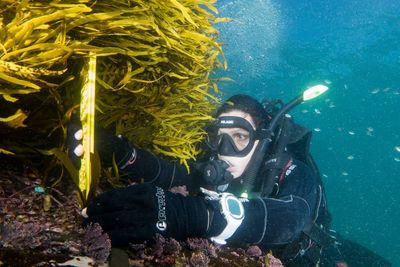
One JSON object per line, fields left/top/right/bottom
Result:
{"left": 207, "top": 95, "right": 269, "bottom": 178}
{"left": 216, "top": 94, "right": 269, "bottom": 129}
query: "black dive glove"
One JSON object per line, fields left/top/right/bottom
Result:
{"left": 202, "top": 159, "right": 234, "bottom": 186}
{"left": 67, "top": 119, "right": 135, "bottom": 168}
{"left": 83, "top": 184, "right": 210, "bottom": 246}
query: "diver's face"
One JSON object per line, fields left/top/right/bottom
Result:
{"left": 217, "top": 110, "right": 259, "bottom": 178}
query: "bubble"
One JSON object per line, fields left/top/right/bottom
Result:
{"left": 216, "top": 0, "right": 282, "bottom": 86}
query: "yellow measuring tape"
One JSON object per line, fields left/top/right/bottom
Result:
{"left": 79, "top": 53, "right": 96, "bottom": 200}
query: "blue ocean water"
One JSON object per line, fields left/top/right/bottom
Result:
{"left": 215, "top": 0, "right": 400, "bottom": 266}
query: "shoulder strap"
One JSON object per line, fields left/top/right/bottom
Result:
{"left": 259, "top": 117, "right": 299, "bottom": 197}
{"left": 261, "top": 152, "right": 292, "bottom": 196}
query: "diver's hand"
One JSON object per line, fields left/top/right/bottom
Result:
{"left": 83, "top": 184, "right": 209, "bottom": 246}
{"left": 202, "top": 159, "right": 234, "bottom": 186}
{"left": 66, "top": 119, "right": 136, "bottom": 168}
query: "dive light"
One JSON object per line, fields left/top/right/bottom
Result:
{"left": 267, "top": 84, "right": 329, "bottom": 132}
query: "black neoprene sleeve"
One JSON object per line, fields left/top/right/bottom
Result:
{"left": 119, "top": 147, "right": 203, "bottom": 192}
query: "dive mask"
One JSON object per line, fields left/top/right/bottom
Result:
{"left": 206, "top": 116, "right": 264, "bottom": 157}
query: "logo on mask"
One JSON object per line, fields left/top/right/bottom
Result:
{"left": 155, "top": 187, "right": 167, "bottom": 231}
{"left": 220, "top": 119, "right": 234, "bottom": 124}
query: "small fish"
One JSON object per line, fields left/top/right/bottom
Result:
{"left": 394, "top": 158, "right": 400, "bottom": 162}
{"left": 370, "top": 88, "right": 380, "bottom": 94}
{"left": 342, "top": 172, "right": 349, "bottom": 176}
{"left": 347, "top": 155, "right": 354, "bottom": 160}
{"left": 395, "top": 146, "right": 400, "bottom": 153}
{"left": 367, "top": 127, "right": 374, "bottom": 132}
{"left": 314, "top": 128, "right": 321, "bottom": 132}
{"left": 314, "top": 108, "right": 321, "bottom": 114}
{"left": 348, "top": 131, "right": 355, "bottom": 135}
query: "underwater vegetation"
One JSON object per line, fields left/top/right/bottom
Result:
{"left": 0, "top": 1, "right": 286, "bottom": 265}
{"left": 0, "top": 0, "right": 227, "bottom": 200}
{"left": 0, "top": 167, "right": 283, "bottom": 266}
{"left": 0, "top": 167, "right": 110, "bottom": 265}
{"left": 0, "top": 1, "right": 286, "bottom": 266}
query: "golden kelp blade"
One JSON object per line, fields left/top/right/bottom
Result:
{"left": 79, "top": 54, "right": 96, "bottom": 200}
{"left": 0, "top": 109, "right": 28, "bottom": 128}
{"left": 0, "top": 148, "right": 15, "bottom": 155}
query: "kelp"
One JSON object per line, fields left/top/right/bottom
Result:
{"left": 0, "top": 0, "right": 227, "bottom": 200}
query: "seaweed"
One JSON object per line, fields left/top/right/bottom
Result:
{"left": 81, "top": 223, "right": 112, "bottom": 264}
{"left": 0, "top": 166, "right": 284, "bottom": 266}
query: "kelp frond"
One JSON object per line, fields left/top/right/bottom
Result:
{"left": 0, "top": 0, "right": 227, "bottom": 195}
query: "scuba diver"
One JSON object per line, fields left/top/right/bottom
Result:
{"left": 69, "top": 90, "right": 391, "bottom": 267}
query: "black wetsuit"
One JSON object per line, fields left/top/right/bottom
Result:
{"left": 119, "top": 147, "right": 391, "bottom": 267}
